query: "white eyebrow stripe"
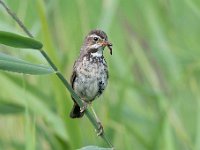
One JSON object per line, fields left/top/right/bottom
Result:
{"left": 88, "top": 34, "right": 102, "bottom": 39}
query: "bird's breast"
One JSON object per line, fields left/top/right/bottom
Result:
{"left": 74, "top": 55, "right": 108, "bottom": 101}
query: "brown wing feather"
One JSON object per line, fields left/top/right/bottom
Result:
{"left": 69, "top": 67, "right": 84, "bottom": 118}
{"left": 70, "top": 70, "right": 76, "bottom": 89}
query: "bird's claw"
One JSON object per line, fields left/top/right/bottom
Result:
{"left": 96, "top": 121, "right": 104, "bottom": 136}
{"left": 80, "top": 102, "right": 87, "bottom": 113}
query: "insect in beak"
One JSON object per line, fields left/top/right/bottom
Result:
{"left": 101, "top": 40, "right": 113, "bottom": 55}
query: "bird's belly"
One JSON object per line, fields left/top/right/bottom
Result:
{"left": 74, "top": 62, "right": 107, "bottom": 102}
{"left": 76, "top": 77, "right": 100, "bottom": 101}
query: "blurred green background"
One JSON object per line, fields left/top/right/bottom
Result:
{"left": 0, "top": 0, "right": 200, "bottom": 149}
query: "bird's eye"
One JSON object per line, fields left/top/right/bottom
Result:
{"left": 93, "top": 37, "right": 99, "bottom": 41}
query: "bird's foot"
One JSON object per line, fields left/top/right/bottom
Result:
{"left": 96, "top": 121, "right": 104, "bottom": 136}
{"left": 80, "top": 101, "right": 88, "bottom": 113}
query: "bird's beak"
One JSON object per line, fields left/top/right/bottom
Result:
{"left": 101, "top": 40, "right": 113, "bottom": 55}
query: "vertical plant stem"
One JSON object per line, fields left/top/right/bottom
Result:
{"left": 0, "top": 0, "right": 33, "bottom": 38}
{"left": 0, "top": 0, "right": 113, "bottom": 148}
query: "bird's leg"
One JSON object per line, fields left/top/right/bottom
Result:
{"left": 90, "top": 105, "right": 104, "bottom": 136}
{"left": 80, "top": 99, "right": 88, "bottom": 113}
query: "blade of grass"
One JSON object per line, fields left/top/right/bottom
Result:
{"left": 78, "top": 146, "right": 113, "bottom": 150}
{"left": 0, "top": 100, "right": 24, "bottom": 114}
{"left": 0, "top": 52, "right": 54, "bottom": 75}
{"left": 0, "top": 31, "right": 42, "bottom": 49}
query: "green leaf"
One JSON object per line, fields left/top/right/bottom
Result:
{"left": 78, "top": 146, "right": 113, "bottom": 150}
{"left": 0, "top": 101, "right": 24, "bottom": 114}
{"left": 0, "top": 53, "right": 54, "bottom": 75}
{"left": 0, "top": 31, "right": 43, "bottom": 49}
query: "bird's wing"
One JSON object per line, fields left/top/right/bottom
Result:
{"left": 70, "top": 70, "right": 77, "bottom": 89}
{"left": 70, "top": 58, "right": 79, "bottom": 89}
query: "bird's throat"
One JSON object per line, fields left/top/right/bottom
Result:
{"left": 90, "top": 48, "right": 103, "bottom": 57}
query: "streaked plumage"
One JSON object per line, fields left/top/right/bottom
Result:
{"left": 70, "top": 29, "right": 112, "bottom": 118}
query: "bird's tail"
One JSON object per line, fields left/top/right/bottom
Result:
{"left": 70, "top": 103, "right": 84, "bottom": 118}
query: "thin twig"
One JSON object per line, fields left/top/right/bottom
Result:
{"left": 0, "top": 0, "right": 33, "bottom": 38}
{"left": 0, "top": 0, "right": 113, "bottom": 148}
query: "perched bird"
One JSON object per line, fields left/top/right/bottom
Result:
{"left": 70, "top": 29, "right": 112, "bottom": 121}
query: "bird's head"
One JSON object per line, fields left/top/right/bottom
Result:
{"left": 81, "top": 30, "right": 112, "bottom": 56}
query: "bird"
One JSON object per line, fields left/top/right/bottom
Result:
{"left": 69, "top": 29, "right": 112, "bottom": 134}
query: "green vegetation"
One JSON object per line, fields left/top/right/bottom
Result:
{"left": 0, "top": 0, "right": 199, "bottom": 149}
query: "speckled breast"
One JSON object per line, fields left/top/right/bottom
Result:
{"left": 73, "top": 54, "right": 108, "bottom": 102}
